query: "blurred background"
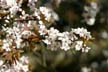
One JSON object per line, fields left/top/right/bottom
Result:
{"left": 33, "top": 0, "right": 108, "bottom": 72}
{"left": 1, "top": 0, "right": 108, "bottom": 72}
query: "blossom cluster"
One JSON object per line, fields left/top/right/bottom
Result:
{"left": 82, "top": 1, "right": 99, "bottom": 25}
{"left": 39, "top": 24, "right": 92, "bottom": 52}
{"left": 0, "top": 0, "right": 93, "bottom": 72}
{"left": 0, "top": 0, "right": 38, "bottom": 71}
{"left": 0, "top": 56, "right": 29, "bottom": 72}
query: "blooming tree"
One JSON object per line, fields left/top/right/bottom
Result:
{"left": 0, "top": 0, "right": 93, "bottom": 72}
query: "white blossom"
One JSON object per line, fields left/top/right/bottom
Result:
{"left": 75, "top": 41, "right": 83, "bottom": 51}
{"left": 100, "top": 31, "right": 108, "bottom": 39}
{"left": 39, "top": 7, "right": 59, "bottom": 22}
{"left": 21, "top": 30, "right": 32, "bottom": 39}
{"left": 0, "top": 56, "right": 29, "bottom": 72}
{"left": 47, "top": 27, "right": 59, "bottom": 40}
{"left": 40, "top": 25, "right": 92, "bottom": 51}
{"left": 2, "top": 39, "right": 12, "bottom": 51}
{"left": 0, "top": 60, "right": 4, "bottom": 66}
{"left": 72, "top": 28, "right": 92, "bottom": 39}
{"left": 9, "top": 5, "right": 20, "bottom": 14}
{"left": 83, "top": 2, "right": 99, "bottom": 25}
{"left": 82, "top": 47, "right": 91, "bottom": 53}
{"left": 86, "top": 18, "right": 95, "bottom": 26}
{"left": 38, "top": 24, "right": 48, "bottom": 35}
{"left": 81, "top": 66, "right": 91, "bottom": 72}
{"left": 5, "top": 0, "right": 16, "bottom": 7}
{"left": 28, "top": 0, "right": 37, "bottom": 10}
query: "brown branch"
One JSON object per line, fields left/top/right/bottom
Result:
{"left": 0, "top": 16, "right": 39, "bottom": 22}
